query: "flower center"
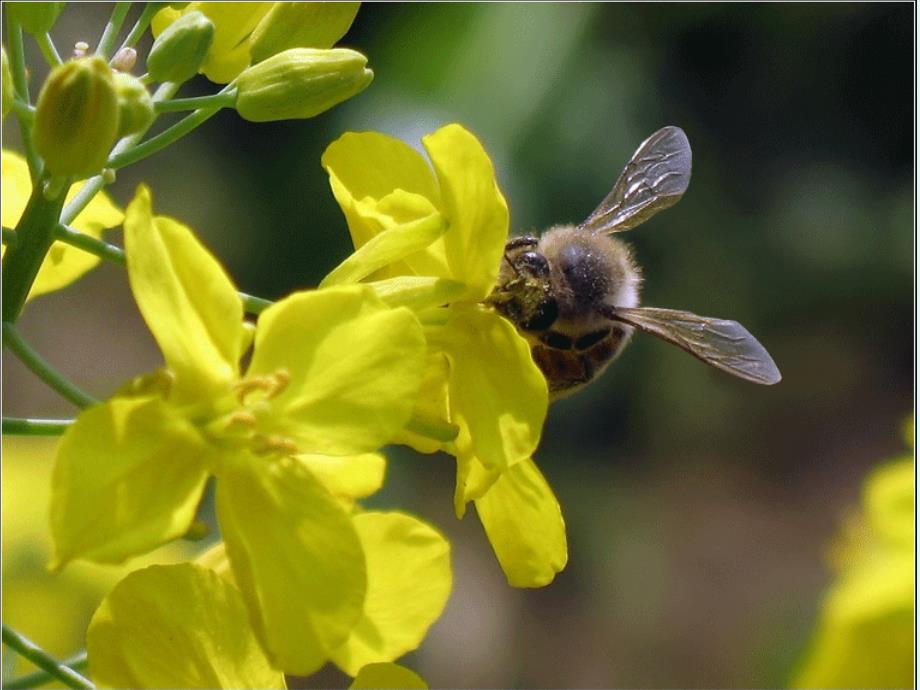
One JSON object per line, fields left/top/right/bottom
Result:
{"left": 202, "top": 369, "right": 298, "bottom": 456}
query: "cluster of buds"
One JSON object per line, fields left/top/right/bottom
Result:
{"left": 18, "top": 2, "right": 374, "bottom": 180}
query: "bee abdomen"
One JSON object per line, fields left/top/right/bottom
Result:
{"left": 532, "top": 325, "right": 632, "bottom": 399}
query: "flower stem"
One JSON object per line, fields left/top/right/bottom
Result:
{"left": 60, "top": 82, "right": 179, "bottom": 225}
{"left": 2, "top": 323, "right": 98, "bottom": 409}
{"left": 5, "top": 651, "right": 88, "bottom": 690}
{"left": 9, "top": 98, "right": 35, "bottom": 122}
{"left": 2, "top": 417, "right": 74, "bottom": 435}
{"left": 6, "top": 20, "right": 42, "bottom": 183}
{"left": 117, "top": 2, "right": 160, "bottom": 53}
{"left": 35, "top": 32, "right": 62, "bottom": 66}
{"left": 107, "top": 97, "right": 228, "bottom": 170}
{"left": 154, "top": 90, "right": 238, "bottom": 113}
{"left": 1, "top": 626, "right": 94, "bottom": 690}
{"left": 95, "top": 1, "right": 132, "bottom": 59}
{"left": 1, "top": 180, "right": 69, "bottom": 322}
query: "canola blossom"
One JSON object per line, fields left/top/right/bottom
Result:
{"left": 50, "top": 187, "right": 450, "bottom": 677}
{"left": 1, "top": 150, "right": 123, "bottom": 300}
{"left": 322, "top": 123, "right": 568, "bottom": 587}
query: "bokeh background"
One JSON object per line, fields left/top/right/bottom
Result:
{"left": 3, "top": 3, "right": 914, "bottom": 688}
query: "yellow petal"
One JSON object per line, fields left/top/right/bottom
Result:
{"left": 422, "top": 124, "right": 509, "bottom": 299}
{"left": 247, "top": 286, "right": 426, "bottom": 456}
{"left": 249, "top": 2, "right": 360, "bottom": 63}
{"left": 436, "top": 306, "right": 547, "bottom": 472}
{"left": 331, "top": 512, "right": 452, "bottom": 676}
{"left": 2, "top": 149, "right": 124, "bottom": 300}
{"left": 365, "top": 276, "right": 466, "bottom": 312}
{"left": 393, "top": 354, "right": 453, "bottom": 455}
{"left": 124, "top": 186, "right": 243, "bottom": 403}
{"left": 474, "top": 458, "right": 567, "bottom": 588}
{"left": 87, "top": 563, "right": 285, "bottom": 689}
{"left": 453, "top": 453, "right": 500, "bottom": 518}
{"left": 350, "top": 663, "right": 428, "bottom": 690}
{"left": 50, "top": 396, "right": 211, "bottom": 568}
{"left": 295, "top": 452, "right": 386, "bottom": 502}
{"left": 322, "top": 131, "right": 448, "bottom": 278}
{"left": 321, "top": 210, "right": 445, "bottom": 287}
{"left": 216, "top": 454, "right": 366, "bottom": 676}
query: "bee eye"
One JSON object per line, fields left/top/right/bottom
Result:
{"left": 517, "top": 251, "right": 550, "bottom": 278}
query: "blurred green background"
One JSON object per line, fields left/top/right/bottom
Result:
{"left": 2, "top": 3, "right": 913, "bottom": 688}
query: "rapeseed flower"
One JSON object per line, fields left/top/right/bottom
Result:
{"left": 1, "top": 150, "right": 123, "bottom": 300}
{"left": 321, "top": 123, "right": 567, "bottom": 587}
{"left": 50, "top": 186, "right": 444, "bottom": 675}
{"left": 152, "top": 2, "right": 361, "bottom": 84}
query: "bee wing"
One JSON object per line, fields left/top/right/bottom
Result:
{"left": 605, "top": 305, "right": 782, "bottom": 385}
{"left": 579, "top": 126, "right": 692, "bottom": 235}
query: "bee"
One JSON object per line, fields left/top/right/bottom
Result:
{"left": 487, "top": 126, "right": 781, "bottom": 400}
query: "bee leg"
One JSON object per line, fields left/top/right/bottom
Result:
{"left": 505, "top": 235, "right": 539, "bottom": 250}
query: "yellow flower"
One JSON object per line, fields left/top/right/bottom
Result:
{"left": 152, "top": 2, "right": 360, "bottom": 84}
{"left": 791, "top": 418, "right": 914, "bottom": 689}
{"left": 1, "top": 149, "right": 123, "bottom": 300}
{"left": 321, "top": 123, "right": 567, "bottom": 587}
{"left": 51, "top": 186, "right": 442, "bottom": 675}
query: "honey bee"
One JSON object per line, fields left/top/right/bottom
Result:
{"left": 487, "top": 126, "right": 781, "bottom": 400}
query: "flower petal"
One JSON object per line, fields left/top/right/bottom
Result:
{"left": 365, "top": 276, "right": 466, "bottom": 312}
{"left": 50, "top": 396, "right": 211, "bottom": 569}
{"left": 435, "top": 307, "right": 547, "bottom": 472}
{"left": 474, "top": 458, "right": 568, "bottom": 588}
{"left": 322, "top": 131, "right": 451, "bottom": 278}
{"left": 249, "top": 2, "right": 360, "bottom": 63}
{"left": 248, "top": 286, "right": 426, "bottom": 456}
{"left": 321, "top": 211, "right": 445, "bottom": 287}
{"left": 87, "top": 563, "right": 284, "bottom": 689}
{"left": 216, "top": 454, "right": 366, "bottom": 676}
{"left": 124, "top": 186, "right": 243, "bottom": 403}
{"left": 2, "top": 150, "right": 124, "bottom": 300}
{"left": 422, "top": 124, "right": 509, "bottom": 299}
{"left": 453, "top": 453, "right": 500, "bottom": 518}
{"left": 295, "top": 453, "right": 386, "bottom": 502}
{"left": 330, "top": 512, "right": 452, "bottom": 676}
{"left": 350, "top": 663, "right": 428, "bottom": 690}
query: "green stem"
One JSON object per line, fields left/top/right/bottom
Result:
{"left": 19, "top": 224, "right": 273, "bottom": 316}
{"left": 1, "top": 626, "right": 94, "bottom": 690}
{"left": 117, "top": 2, "right": 160, "bottom": 53}
{"left": 2, "top": 323, "right": 98, "bottom": 409}
{"left": 154, "top": 90, "right": 238, "bottom": 113}
{"left": 1, "top": 180, "right": 69, "bottom": 322}
{"left": 60, "top": 82, "right": 179, "bottom": 225}
{"left": 7, "top": 20, "right": 42, "bottom": 183}
{"left": 106, "top": 99, "right": 226, "bottom": 170}
{"left": 3, "top": 226, "right": 18, "bottom": 248}
{"left": 35, "top": 32, "right": 62, "bottom": 66}
{"left": 95, "top": 1, "right": 132, "bottom": 58}
{"left": 2, "top": 417, "right": 74, "bottom": 435}
{"left": 9, "top": 99, "right": 35, "bottom": 122}
{"left": 5, "top": 651, "right": 87, "bottom": 690}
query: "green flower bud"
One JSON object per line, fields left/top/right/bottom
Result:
{"left": 113, "top": 72, "right": 154, "bottom": 137}
{"left": 33, "top": 56, "right": 120, "bottom": 177}
{"left": 248, "top": 2, "right": 360, "bottom": 64}
{"left": 2, "top": 47, "right": 13, "bottom": 120}
{"left": 6, "top": 2, "right": 66, "bottom": 35}
{"left": 236, "top": 48, "right": 373, "bottom": 123}
{"left": 147, "top": 10, "right": 215, "bottom": 84}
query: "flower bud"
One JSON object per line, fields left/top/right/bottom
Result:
{"left": 236, "top": 48, "right": 373, "bottom": 123}
{"left": 147, "top": 10, "right": 215, "bottom": 84}
{"left": 248, "top": 2, "right": 360, "bottom": 64}
{"left": 2, "top": 47, "right": 12, "bottom": 120}
{"left": 33, "top": 56, "right": 120, "bottom": 177}
{"left": 113, "top": 72, "right": 154, "bottom": 137}
{"left": 6, "top": 2, "right": 66, "bottom": 35}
